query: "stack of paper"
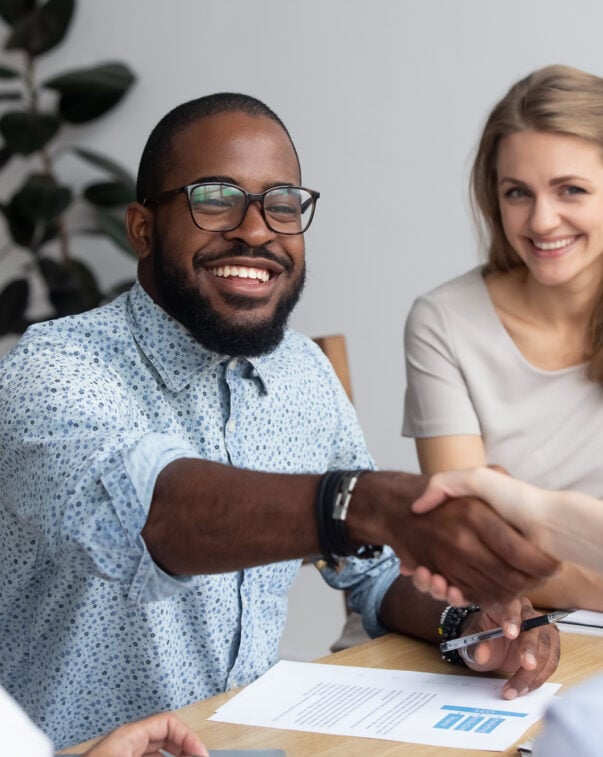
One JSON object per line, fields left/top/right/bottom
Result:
{"left": 556, "top": 610, "right": 603, "bottom": 636}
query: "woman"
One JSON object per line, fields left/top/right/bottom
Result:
{"left": 403, "top": 64, "right": 603, "bottom": 610}
{"left": 409, "top": 467, "right": 603, "bottom": 757}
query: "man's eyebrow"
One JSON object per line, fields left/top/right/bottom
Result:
{"left": 188, "top": 176, "right": 298, "bottom": 190}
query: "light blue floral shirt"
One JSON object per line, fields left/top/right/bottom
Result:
{"left": 0, "top": 282, "right": 399, "bottom": 749}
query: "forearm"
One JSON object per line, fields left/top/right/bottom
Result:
{"left": 528, "top": 562, "right": 603, "bottom": 612}
{"left": 143, "top": 464, "right": 427, "bottom": 576}
{"left": 469, "top": 470, "right": 603, "bottom": 575}
{"left": 142, "top": 458, "right": 321, "bottom": 574}
{"left": 379, "top": 575, "right": 445, "bottom": 644}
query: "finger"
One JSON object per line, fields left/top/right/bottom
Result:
{"left": 446, "top": 585, "right": 469, "bottom": 606}
{"left": 497, "top": 598, "right": 523, "bottom": 640}
{"left": 412, "top": 469, "right": 484, "bottom": 513}
{"left": 411, "top": 471, "right": 474, "bottom": 513}
{"left": 428, "top": 574, "right": 450, "bottom": 601}
{"left": 411, "top": 566, "right": 433, "bottom": 593}
{"left": 86, "top": 713, "right": 208, "bottom": 757}
{"left": 411, "top": 486, "right": 448, "bottom": 513}
{"left": 502, "top": 625, "right": 560, "bottom": 699}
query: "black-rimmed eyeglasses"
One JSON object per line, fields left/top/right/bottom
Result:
{"left": 143, "top": 182, "right": 320, "bottom": 235}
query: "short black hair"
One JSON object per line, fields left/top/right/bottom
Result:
{"left": 135, "top": 92, "right": 299, "bottom": 203}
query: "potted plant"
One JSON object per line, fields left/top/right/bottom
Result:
{"left": 0, "top": 0, "right": 137, "bottom": 336}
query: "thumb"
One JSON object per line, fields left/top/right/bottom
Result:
{"left": 411, "top": 477, "right": 451, "bottom": 513}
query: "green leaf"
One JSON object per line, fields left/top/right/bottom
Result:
{"left": 12, "top": 172, "right": 72, "bottom": 223}
{"left": 43, "top": 62, "right": 136, "bottom": 123}
{"left": 0, "top": 63, "right": 20, "bottom": 78}
{"left": 0, "top": 144, "right": 12, "bottom": 170}
{"left": 3, "top": 192, "right": 58, "bottom": 247}
{"left": 38, "top": 257, "right": 102, "bottom": 316}
{"left": 83, "top": 180, "right": 135, "bottom": 207}
{"left": 0, "top": 277, "right": 29, "bottom": 335}
{"left": 92, "top": 208, "right": 136, "bottom": 257}
{"left": 5, "top": 0, "right": 75, "bottom": 56}
{"left": 72, "top": 146, "right": 135, "bottom": 189}
{"left": 0, "top": 90, "right": 23, "bottom": 101}
{"left": 0, "top": 0, "right": 35, "bottom": 26}
{"left": 0, "top": 110, "right": 60, "bottom": 155}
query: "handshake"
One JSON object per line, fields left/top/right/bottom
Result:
{"left": 345, "top": 464, "right": 601, "bottom": 608}
{"left": 391, "top": 465, "right": 600, "bottom": 606}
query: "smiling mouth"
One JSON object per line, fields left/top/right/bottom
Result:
{"left": 532, "top": 236, "right": 578, "bottom": 251}
{"left": 208, "top": 264, "right": 272, "bottom": 283}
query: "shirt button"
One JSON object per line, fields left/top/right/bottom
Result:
{"left": 227, "top": 419, "right": 236, "bottom": 432}
{"left": 228, "top": 358, "right": 238, "bottom": 369}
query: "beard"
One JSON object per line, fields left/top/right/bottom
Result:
{"left": 151, "top": 236, "right": 306, "bottom": 357}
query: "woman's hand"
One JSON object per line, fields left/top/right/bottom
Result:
{"left": 84, "top": 712, "right": 208, "bottom": 757}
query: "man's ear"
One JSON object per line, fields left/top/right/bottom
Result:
{"left": 125, "top": 202, "right": 154, "bottom": 261}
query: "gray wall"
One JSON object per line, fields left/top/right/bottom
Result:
{"left": 4, "top": 0, "right": 603, "bottom": 472}
{"left": 2, "top": 0, "right": 602, "bottom": 657}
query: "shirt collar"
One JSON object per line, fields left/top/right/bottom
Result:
{"left": 125, "top": 282, "right": 275, "bottom": 393}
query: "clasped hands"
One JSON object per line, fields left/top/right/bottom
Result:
{"left": 382, "top": 468, "right": 561, "bottom": 700}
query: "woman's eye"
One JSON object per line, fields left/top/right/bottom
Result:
{"left": 503, "top": 187, "right": 529, "bottom": 199}
{"left": 562, "top": 185, "right": 586, "bottom": 196}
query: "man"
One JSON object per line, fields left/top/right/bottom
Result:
{"left": 0, "top": 93, "right": 559, "bottom": 749}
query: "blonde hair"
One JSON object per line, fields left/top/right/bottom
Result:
{"left": 471, "top": 64, "right": 603, "bottom": 382}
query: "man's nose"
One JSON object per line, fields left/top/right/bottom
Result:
{"left": 222, "top": 201, "right": 275, "bottom": 246}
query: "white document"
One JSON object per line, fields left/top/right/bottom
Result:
{"left": 210, "top": 661, "right": 561, "bottom": 752}
{"left": 557, "top": 609, "right": 603, "bottom": 636}
{"left": 0, "top": 685, "right": 53, "bottom": 757}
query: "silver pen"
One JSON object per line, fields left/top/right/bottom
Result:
{"left": 440, "top": 610, "right": 572, "bottom": 653}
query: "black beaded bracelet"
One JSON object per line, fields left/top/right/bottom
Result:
{"left": 438, "top": 605, "right": 480, "bottom": 665}
{"left": 314, "top": 470, "right": 382, "bottom": 568}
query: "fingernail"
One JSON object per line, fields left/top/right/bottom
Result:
{"left": 519, "top": 687, "right": 529, "bottom": 696}
{"left": 506, "top": 621, "right": 519, "bottom": 637}
{"left": 505, "top": 687, "right": 518, "bottom": 700}
{"left": 525, "top": 652, "right": 537, "bottom": 668}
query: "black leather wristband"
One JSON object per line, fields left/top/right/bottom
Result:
{"left": 314, "top": 470, "right": 382, "bottom": 568}
{"left": 438, "top": 605, "right": 480, "bottom": 665}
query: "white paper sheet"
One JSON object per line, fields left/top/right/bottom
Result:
{"left": 210, "top": 661, "right": 561, "bottom": 752}
{"left": 557, "top": 609, "right": 603, "bottom": 636}
{"left": 0, "top": 685, "right": 53, "bottom": 757}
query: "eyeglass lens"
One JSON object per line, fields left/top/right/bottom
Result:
{"left": 189, "top": 184, "right": 314, "bottom": 233}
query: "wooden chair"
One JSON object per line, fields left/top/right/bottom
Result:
{"left": 312, "top": 334, "right": 353, "bottom": 403}
{"left": 312, "top": 334, "right": 370, "bottom": 650}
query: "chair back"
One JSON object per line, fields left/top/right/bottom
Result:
{"left": 312, "top": 334, "right": 353, "bottom": 403}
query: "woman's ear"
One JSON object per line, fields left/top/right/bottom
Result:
{"left": 125, "top": 203, "right": 154, "bottom": 261}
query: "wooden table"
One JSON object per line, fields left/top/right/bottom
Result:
{"left": 65, "top": 631, "right": 603, "bottom": 756}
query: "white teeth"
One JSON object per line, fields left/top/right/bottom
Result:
{"left": 210, "top": 265, "right": 270, "bottom": 282}
{"left": 533, "top": 237, "right": 575, "bottom": 251}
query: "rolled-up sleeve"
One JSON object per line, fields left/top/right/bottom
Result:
{"left": 0, "top": 341, "right": 202, "bottom": 603}
{"left": 318, "top": 547, "right": 401, "bottom": 638}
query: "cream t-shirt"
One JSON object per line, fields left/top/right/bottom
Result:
{"left": 403, "top": 267, "right": 603, "bottom": 496}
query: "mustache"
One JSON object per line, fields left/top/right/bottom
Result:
{"left": 194, "top": 243, "right": 293, "bottom": 273}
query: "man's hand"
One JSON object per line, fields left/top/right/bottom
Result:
{"left": 459, "top": 598, "right": 561, "bottom": 699}
{"left": 349, "top": 471, "right": 559, "bottom": 606}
